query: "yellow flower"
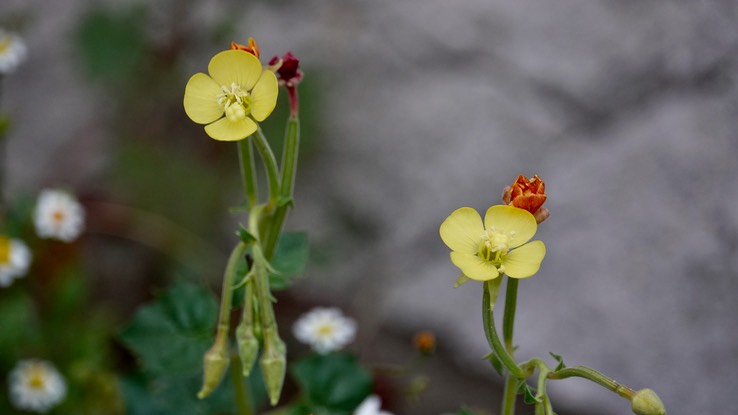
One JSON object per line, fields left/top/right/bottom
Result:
{"left": 184, "top": 50, "right": 278, "bottom": 141}
{"left": 440, "top": 205, "right": 546, "bottom": 281}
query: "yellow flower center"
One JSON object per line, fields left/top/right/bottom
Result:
{"left": 26, "top": 366, "right": 47, "bottom": 390}
{"left": 52, "top": 210, "right": 65, "bottom": 223}
{"left": 218, "top": 83, "right": 251, "bottom": 122}
{"left": 28, "top": 374, "right": 46, "bottom": 389}
{"left": 479, "top": 228, "right": 516, "bottom": 272}
{"left": 0, "top": 39, "right": 9, "bottom": 54}
{"left": 317, "top": 324, "right": 335, "bottom": 337}
{"left": 0, "top": 236, "right": 10, "bottom": 265}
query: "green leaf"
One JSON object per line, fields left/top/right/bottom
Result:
{"left": 237, "top": 226, "right": 256, "bottom": 244}
{"left": 119, "top": 282, "right": 218, "bottom": 376}
{"left": 453, "top": 274, "right": 470, "bottom": 288}
{"left": 522, "top": 385, "right": 539, "bottom": 405}
{"left": 486, "top": 277, "right": 503, "bottom": 312}
{"left": 0, "top": 292, "right": 40, "bottom": 358}
{"left": 277, "top": 196, "right": 294, "bottom": 208}
{"left": 291, "top": 354, "right": 372, "bottom": 412}
{"left": 482, "top": 351, "right": 504, "bottom": 376}
{"left": 269, "top": 232, "right": 309, "bottom": 290}
{"left": 120, "top": 361, "right": 268, "bottom": 415}
{"left": 549, "top": 352, "right": 566, "bottom": 371}
{"left": 516, "top": 380, "right": 539, "bottom": 405}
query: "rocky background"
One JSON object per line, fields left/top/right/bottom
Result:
{"left": 2, "top": 0, "right": 738, "bottom": 414}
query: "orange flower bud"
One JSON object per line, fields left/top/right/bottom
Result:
{"left": 502, "top": 175, "right": 549, "bottom": 223}
{"left": 413, "top": 330, "right": 436, "bottom": 355}
{"left": 230, "top": 37, "right": 260, "bottom": 57}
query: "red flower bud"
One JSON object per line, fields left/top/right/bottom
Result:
{"left": 269, "top": 51, "right": 303, "bottom": 87}
{"left": 502, "top": 175, "right": 549, "bottom": 223}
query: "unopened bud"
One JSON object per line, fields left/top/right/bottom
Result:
{"left": 230, "top": 37, "right": 260, "bottom": 57}
{"left": 260, "top": 336, "right": 286, "bottom": 406}
{"left": 502, "top": 175, "right": 549, "bottom": 224}
{"left": 268, "top": 51, "right": 303, "bottom": 87}
{"left": 631, "top": 388, "right": 666, "bottom": 415}
{"left": 236, "top": 322, "right": 259, "bottom": 377}
{"left": 413, "top": 330, "right": 436, "bottom": 356}
{"left": 197, "top": 338, "right": 230, "bottom": 399}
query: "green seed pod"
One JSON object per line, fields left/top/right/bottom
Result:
{"left": 197, "top": 339, "right": 230, "bottom": 399}
{"left": 631, "top": 388, "right": 666, "bottom": 415}
{"left": 259, "top": 336, "right": 286, "bottom": 406}
{"left": 236, "top": 322, "right": 259, "bottom": 377}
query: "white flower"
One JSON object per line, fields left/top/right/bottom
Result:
{"left": 33, "top": 189, "right": 85, "bottom": 242}
{"left": 8, "top": 359, "right": 67, "bottom": 413}
{"left": 0, "top": 237, "right": 31, "bottom": 287}
{"left": 292, "top": 307, "right": 356, "bottom": 354}
{"left": 0, "top": 29, "right": 27, "bottom": 75}
{"left": 354, "top": 395, "right": 393, "bottom": 415}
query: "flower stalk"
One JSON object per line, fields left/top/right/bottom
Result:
{"left": 238, "top": 139, "right": 259, "bottom": 208}
{"left": 501, "top": 278, "right": 520, "bottom": 415}
{"left": 263, "top": 116, "right": 299, "bottom": 260}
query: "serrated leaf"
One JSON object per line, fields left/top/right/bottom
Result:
{"left": 291, "top": 354, "right": 372, "bottom": 411}
{"left": 269, "top": 232, "right": 308, "bottom": 290}
{"left": 119, "top": 282, "right": 218, "bottom": 376}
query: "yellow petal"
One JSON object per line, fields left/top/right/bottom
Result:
{"left": 502, "top": 240, "right": 546, "bottom": 279}
{"left": 450, "top": 252, "right": 500, "bottom": 281}
{"left": 208, "top": 50, "right": 263, "bottom": 90}
{"left": 204, "top": 117, "right": 257, "bottom": 141}
{"left": 440, "top": 207, "right": 484, "bottom": 255}
{"left": 183, "top": 73, "right": 224, "bottom": 124}
{"left": 250, "top": 70, "right": 278, "bottom": 122}
{"left": 484, "top": 205, "right": 537, "bottom": 248}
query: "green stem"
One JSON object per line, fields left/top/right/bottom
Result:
{"left": 548, "top": 366, "right": 636, "bottom": 400}
{"left": 501, "top": 278, "right": 520, "bottom": 415}
{"left": 238, "top": 139, "right": 258, "bottom": 207}
{"left": 502, "top": 278, "right": 518, "bottom": 351}
{"left": 216, "top": 242, "right": 248, "bottom": 336}
{"left": 501, "top": 372, "right": 518, "bottom": 415}
{"left": 482, "top": 281, "right": 526, "bottom": 379}
{"left": 263, "top": 116, "right": 300, "bottom": 260}
{"left": 253, "top": 126, "right": 281, "bottom": 207}
{"left": 529, "top": 358, "right": 552, "bottom": 415}
{"left": 231, "top": 355, "right": 253, "bottom": 415}
{"left": 248, "top": 208, "right": 277, "bottom": 330}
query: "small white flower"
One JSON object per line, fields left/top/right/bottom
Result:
{"left": 0, "top": 237, "right": 31, "bottom": 287}
{"left": 0, "top": 29, "right": 27, "bottom": 75}
{"left": 354, "top": 395, "right": 393, "bottom": 415}
{"left": 293, "top": 307, "right": 356, "bottom": 354}
{"left": 8, "top": 359, "right": 67, "bottom": 413}
{"left": 34, "top": 189, "right": 85, "bottom": 242}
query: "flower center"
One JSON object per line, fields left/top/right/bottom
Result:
{"left": 28, "top": 374, "right": 45, "bottom": 389}
{"left": 218, "top": 83, "right": 251, "bottom": 122}
{"left": 316, "top": 324, "right": 335, "bottom": 337}
{"left": 0, "top": 38, "right": 10, "bottom": 54}
{"left": 478, "top": 227, "right": 515, "bottom": 271}
{"left": 52, "top": 210, "right": 65, "bottom": 223}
